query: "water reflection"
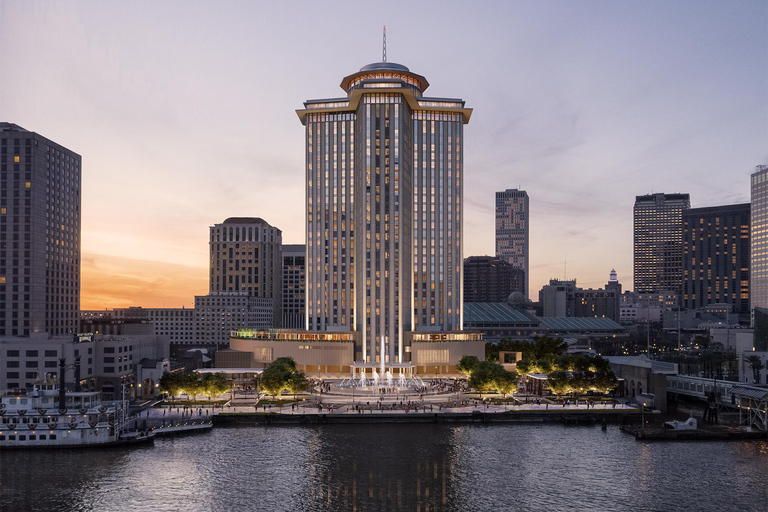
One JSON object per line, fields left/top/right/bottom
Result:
{"left": 2, "top": 425, "right": 768, "bottom": 511}
{"left": 303, "top": 425, "right": 459, "bottom": 511}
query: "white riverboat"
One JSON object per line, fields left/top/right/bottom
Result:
{"left": 0, "top": 375, "right": 154, "bottom": 449}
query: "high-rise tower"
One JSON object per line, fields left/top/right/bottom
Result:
{"left": 495, "top": 189, "right": 529, "bottom": 297}
{"left": 751, "top": 165, "right": 768, "bottom": 312}
{"left": 297, "top": 60, "right": 472, "bottom": 364}
{"left": 682, "top": 203, "right": 750, "bottom": 317}
{"left": 0, "top": 123, "right": 81, "bottom": 337}
{"left": 633, "top": 193, "right": 690, "bottom": 294}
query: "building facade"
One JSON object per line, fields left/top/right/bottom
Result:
{"left": 682, "top": 203, "right": 750, "bottom": 318}
{"left": 194, "top": 217, "right": 283, "bottom": 345}
{"left": 81, "top": 307, "right": 195, "bottom": 346}
{"left": 282, "top": 244, "right": 305, "bottom": 329}
{"left": 751, "top": 165, "right": 768, "bottom": 313}
{"left": 495, "top": 188, "right": 529, "bottom": 297}
{"left": 194, "top": 294, "right": 274, "bottom": 346}
{"left": 539, "top": 273, "right": 621, "bottom": 322}
{"left": 633, "top": 193, "right": 690, "bottom": 294}
{"left": 463, "top": 255, "right": 525, "bottom": 302}
{"left": 208, "top": 217, "right": 282, "bottom": 323}
{"left": 0, "top": 123, "right": 81, "bottom": 337}
{"left": 297, "top": 60, "right": 472, "bottom": 365}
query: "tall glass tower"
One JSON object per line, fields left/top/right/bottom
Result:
{"left": 297, "top": 61, "right": 471, "bottom": 365}
{"left": 633, "top": 193, "right": 690, "bottom": 294}
{"left": 751, "top": 165, "right": 768, "bottom": 312}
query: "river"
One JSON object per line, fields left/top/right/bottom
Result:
{"left": 2, "top": 424, "right": 768, "bottom": 511}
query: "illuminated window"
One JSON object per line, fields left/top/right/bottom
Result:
{"left": 0, "top": 207, "right": 5, "bottom": 215}
{"left": 0, "top": 276, "right": 5, "bottom": 284}
{"left": 14, "top": 156, "right": 20, "bottom": 163}
{"left": 25, "top": 182, "right": 31, "bottom": 189}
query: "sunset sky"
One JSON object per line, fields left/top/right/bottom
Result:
{"left": 1, "top": 0, "right": 766, "bottom": 310}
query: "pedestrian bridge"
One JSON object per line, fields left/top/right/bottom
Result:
{"left": 666, "top": 375, "right": 738, "bottom": 404}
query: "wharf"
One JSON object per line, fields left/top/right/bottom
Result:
{"left": 151, "top": 420, "right": 213, "bottom": 437}
{"left": 214, "top": 409, "right": 641, "bottom": 426}
{"left": 621, "top": 424, "right": 768, "bottom": 441}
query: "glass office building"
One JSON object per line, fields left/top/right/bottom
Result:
{"left": 751, "top": 165, "right": 768, "bottom": 313}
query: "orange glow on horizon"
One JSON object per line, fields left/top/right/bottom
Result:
{"left": 80, "top": 252, "right": 206, "bottom": 310}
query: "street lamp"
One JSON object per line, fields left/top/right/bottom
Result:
{"left": 642, "top": 402, "right": 647, "bottom": 430}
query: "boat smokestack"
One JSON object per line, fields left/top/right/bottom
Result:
{"left": 74, "top": 356, "right": 81, "bottom": 392}
{"left": 58, "top": 358, "right": 67, "bottom": 411}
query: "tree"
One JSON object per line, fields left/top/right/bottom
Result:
{"left": 457, "top": 355, "right": 480, "bottom": 377}
{"left": 202, "top": 372, "right": 231, "bottom": 400}
{"left": 546, "top": 371, "right": 571, "bottom": 398}
{"left": 468, "top": 361, "right": 502, "bottom": 398}
{"left": 593, "top": 372, "right": 618, "bottom": 395}
{"left": 746, "top": 355, "right": 764, "bottom": 384}
{"left": 259, "top": 357, "right": 308, "bottom": 400}
{"left": 286, "top": 371, "right": 311, "bottom": 399}
{"left": 158, "top": 372, "right": 183, "bottom": 399}
{"left": 493, "top": 370, "right": 519, "bottom": 396}
{"left": 468, "top": 361, "right": 517, "bottom": 399}
{"left": 515, "top": 359, "right": 532, "bottom": 376}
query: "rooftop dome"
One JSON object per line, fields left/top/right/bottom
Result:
{"left": 507, "top": 291, "right": 527, "bottom": 308}
{"left": 359, "top": 62, "right": 410, "bottom": 72}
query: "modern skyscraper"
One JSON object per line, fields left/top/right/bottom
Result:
{"left": 282, "top": 244, "right": 305, "bottom": 329}
{"left": 633, "top": 193, "right": 690, "bottom": 294}
{"left": 297, "top": 60, "right": 472, "bottom": 364}
{"left": 0, "top": 123, "right": 81, "bottom": 337}
{"left": 682, "top": 203, "right": 750, "bottom": 317}
{"left": 750, "top": 165, "right": 768, "bottom": 312}
{"left": 495, "top": 189, "right": 529, "bottom": 297}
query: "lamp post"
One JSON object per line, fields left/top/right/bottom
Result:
{"left": 642, "top": 402, "right": 647, "bottom": 430}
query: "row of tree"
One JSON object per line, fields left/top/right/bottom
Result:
{"left": 544, "top": 370, "right": 617, "bottom": 396}
{"left": 158, "top": 371, "right": 231, "bottom": 400}
{"left": 260, "top": 357, "right": 312, "bottom": 399}
{"left": 515, "top": 353, "right": 612, "bottom": 375}
{"left": 457, "top": 356, "right": 519, "bottom": 397}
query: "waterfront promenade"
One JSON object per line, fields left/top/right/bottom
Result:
{"left": 133, "top": 378, "right": 640, "bottom": 429}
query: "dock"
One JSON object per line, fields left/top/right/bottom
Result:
{"left": 214, "top": 409, "right": 641, "bottom": 426}
{"left": 151, "top": 420, "right": 214, "bottom": 437}
{"left": 620, "top": 424, "right": 768, "bottom": 441}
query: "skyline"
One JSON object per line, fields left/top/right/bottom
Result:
{"left": 1, "top": 0, "right": 766, "bottom": 309}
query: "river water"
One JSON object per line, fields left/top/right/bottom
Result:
{"left": 2, "top": 424, "right": 768, "bottom": 511}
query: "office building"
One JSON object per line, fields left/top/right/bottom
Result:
{"left": 539, "top": 271, "right": 622, "bottom": 322}
{"left": 463, "top": 255, "right": 525, "bottom": 302}
{"left": 495, "top": 188, "right": 529, "bottom": 297}
{"left": 194, "top": 294, "right": 274, "bottom": 346}
{"left": 633, "top": 193, "right": 690, "bottom": 294}
{"left": 282, "top": 244, "right": 305, "bottom": 329}
{"left": 0, "top": 123, "right": 81, "bottom": 337}
{"left": 683, "top": 203, "right": 750, "bottom": 318}
{"left": 751, "top": 165, "right": 768, "bottom": 312}
{"left": 296, "top": 58, "right": 472, "bottom": 365}
{"left": 195, "top": 217, "right": 282, "bottom": 345}
{"left": 208, "top": 217, "right": 282, "bottom": 323}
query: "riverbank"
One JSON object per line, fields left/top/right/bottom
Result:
{"left": 214, "top": 408, "right": 643, "bottom": 426}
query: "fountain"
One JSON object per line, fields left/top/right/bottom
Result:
{"left": 371, "top": 369, "right": 380, "bottom": 387}
{"left": 359, "top": 370, "right": 368, "bottom": 389}
{"left": 385, "top": 370, "right": 393, "bottom": 387}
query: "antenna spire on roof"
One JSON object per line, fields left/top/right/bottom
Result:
{"left": 383, "top": 25, "right": 387, "bottom": 62}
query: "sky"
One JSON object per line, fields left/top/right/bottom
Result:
{"left": 1, "top": 0, "right": 766, "bottom": 310}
